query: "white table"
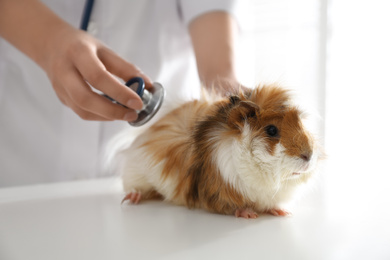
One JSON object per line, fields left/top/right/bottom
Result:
{"left": 1, "top": 176, "right": 389, "bottom": 260}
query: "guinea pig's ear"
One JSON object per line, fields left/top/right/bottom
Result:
{"left": 229, "top": 95, "right": 240, "bottom": 105}
{"left": 227, "top": 101, "right": 259, "bottom": 129}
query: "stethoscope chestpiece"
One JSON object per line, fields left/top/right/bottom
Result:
{"left": 101, "top": 77, "right": 165, "bottom": 126}
{"left": 125, "top": 77, "right": 165, "bottom": 127}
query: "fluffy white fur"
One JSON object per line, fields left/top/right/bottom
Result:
{"left": 214, "top": 122, "right": 319, "bottom": 211}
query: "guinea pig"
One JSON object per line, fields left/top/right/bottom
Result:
{"left": 116, "top": 84, "right": 322, "bottom": 218}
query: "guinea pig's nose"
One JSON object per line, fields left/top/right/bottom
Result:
{"left": 300, "top": 152, "right": 312, "bottom": 162}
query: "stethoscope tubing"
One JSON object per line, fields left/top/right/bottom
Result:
{"left": 101, "top": 77, "right": 145, "bottom": 107}
{"left": 80, "top": 0, "right": 95, "bottom": 31}
{"left": 126, "top": 77, "right": 145, "bottom": 97}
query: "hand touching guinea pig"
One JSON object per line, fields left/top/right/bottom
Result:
{"left": 116, "top": 84, "right": 323, "bottom": 218}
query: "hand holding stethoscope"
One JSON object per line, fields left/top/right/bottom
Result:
{"left": 30, "top": 0, "right": 163, "bottom": 125}
{"left": 44, "top": 28, "right": 153, "bottom": 122}
{"left": 78, "top": 0, "right": 164, "bottom": 126}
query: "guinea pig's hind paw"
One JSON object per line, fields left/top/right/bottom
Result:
{"left": 121, "top": 191, "right": 142, "bottom": 205}
{"left": 234, "top": 208, "right": 259, "bottom": 219}
{"left": 267, "top": 209, "right": 291, "bottom": 217}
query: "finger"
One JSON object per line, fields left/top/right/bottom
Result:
{"left": 63, "top": 68, "right": 139, "bottom": 121}
{"left": 97, "top": 46, "right": 154, "bottom": 89}
{"left": 52, "top": 80, "right": 111, "bottom": 121}
{"left": 67, "top": 100, "right": 112, "bottom": 121}
{"left": 72, "top": 49, "right": 144, "bottom": 110}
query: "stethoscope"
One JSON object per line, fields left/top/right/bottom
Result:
{"left": 80, "top": 0, "right": 165, "bottom": 126}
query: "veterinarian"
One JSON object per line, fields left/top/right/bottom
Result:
{"left": 0, "top": 0, "right": 242, "bottom": 187}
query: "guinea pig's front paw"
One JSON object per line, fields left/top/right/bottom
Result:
{"left": 267, "top": 208, "right": 291, "bottom": 217}
{"left": 121, "top": 191, "right": 142, "bottom": 205}
{"left": 234, "top": 208, "right": 259, "bottom": 219}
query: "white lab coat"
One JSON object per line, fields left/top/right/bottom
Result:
{"left": 0, "top": 0, "right": 238, "bottom": 187}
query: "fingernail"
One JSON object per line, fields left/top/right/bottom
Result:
{"left": 124, "top": 111, "right": 137, "bottom": 121}
{"left": 126, "top": 99, "right": 143, "bottom": 110}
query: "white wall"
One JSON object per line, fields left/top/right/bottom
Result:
{"left": 236, "top": 0, "right": 326, "bottom": 134}
{"left": 325, "top": 0, "right": 390, "bottom": 215}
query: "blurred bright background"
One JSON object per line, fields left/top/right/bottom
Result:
{"left": 236, "top": 0, "right": 390, "bottom": 231}
{"left": 1, "top": 1, "right": 389, "bottom": 259}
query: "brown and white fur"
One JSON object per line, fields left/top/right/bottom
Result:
{"left": 117, "top": 84, "right": 322, "bottom": 218}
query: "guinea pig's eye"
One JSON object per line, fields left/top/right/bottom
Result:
{"left": 265, "top": 125, "right": 279, "bottom": 137}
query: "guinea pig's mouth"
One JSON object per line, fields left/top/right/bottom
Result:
{"left": 292, "top": 172, "right": 301, "bottom": 175}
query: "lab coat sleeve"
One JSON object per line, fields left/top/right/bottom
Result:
{"left": 178, "top": 0, "right": 240, "bottom": 27}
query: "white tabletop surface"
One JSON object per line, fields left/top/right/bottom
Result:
{"left": 1, "top": 175, "right": 389, "bottom": 260}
